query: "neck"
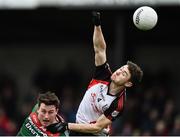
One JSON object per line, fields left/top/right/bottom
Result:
{"left": 109, "top": 82, "right": 125, "bottom": 95}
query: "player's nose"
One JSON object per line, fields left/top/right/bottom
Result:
{"left": 44, "top": 113, "right": 49, "bottom": 118}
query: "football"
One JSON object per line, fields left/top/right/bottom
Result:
{"left": 133, "top": 6, "right": 158, "bottom": 31}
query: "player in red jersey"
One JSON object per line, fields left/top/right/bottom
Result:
{"left": 17, "top": 91, "right": 68, "bottom": 136}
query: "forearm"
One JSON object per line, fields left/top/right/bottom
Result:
{"left": 93, "top": 26, "right": 107, "bottom": 66}
{"left": 93, "top": 26, "right": 106, "bottom": 52}
{"left": 68, "top": 123, "right": 102, "bottom": 134}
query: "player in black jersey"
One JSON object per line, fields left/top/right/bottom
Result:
{"left": 47, "top": 12, "right": 143, "bottom": 136}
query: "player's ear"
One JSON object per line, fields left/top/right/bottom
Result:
{"left": 125, "top": 81, "right": 133, "bottom": 87}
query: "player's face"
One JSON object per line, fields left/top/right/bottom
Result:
{"left": 111, "top": 65, "right": 132, "bottom": 87}
{"left": 37, "top": 103, "right": 58, "bottom": 127}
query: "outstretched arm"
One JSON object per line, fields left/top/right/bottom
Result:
{"left": 46, "top": 114, "right": 112, "bottom": 134}
{"left": 68, "top": 114, "right": 111, "bottom": 134}
{"left": 92, "top": 12, "right": 107, "bottom": 66}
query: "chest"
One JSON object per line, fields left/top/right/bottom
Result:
{"left": 87, "top": 84, "right": 116, "bottom": 112}
{"left": 22, "top": 117, "right": 48, "bottom": 136}
{"left": 21, "top": 113, "right": 63, "bottom": 137}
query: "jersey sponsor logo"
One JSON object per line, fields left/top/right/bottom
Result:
{"left": 102, "top": 104, "right": 108, "bottom": 111}
{"left": 25, "top": 122, "right": 41, "bottom": 137}
{"left": 27, "top": 117, "right": 48, "bottom": 136}
{"left": 100, "top": 85, "right": 104, "bottom": 90}
{"left": 111, "top": 110, "right": 119, "bottom": 117}
{"left": 91, "top": 93, "right": 96, "bottom": 102}
{"left": 91, "top": 103, "right": 100, "bottom": 113}
{"left": 97, "top": 98, "right": 102, "bottom": 102}
{"left": 100, "top": 85, "right": 106, "bottom": 101}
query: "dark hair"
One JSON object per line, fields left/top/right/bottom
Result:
{"left": 37, "top": 91, "right": 60, "bottom": 109}
{"left": 127, "top": 61, "right": 143, "bottom": 86}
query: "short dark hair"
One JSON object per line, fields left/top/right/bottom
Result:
{"left": 127, "top": 61, "right": 143, "bottom": 86}
{"left": 37, "top": 91, "right": 60, "bottom": 109}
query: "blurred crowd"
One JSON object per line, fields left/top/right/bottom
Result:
{"left": 0, "top": 64, "right": 179, "bottom": 136}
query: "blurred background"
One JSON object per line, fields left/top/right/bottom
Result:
{"left": 0, "top": 0, "right": 180, "bottom": 136}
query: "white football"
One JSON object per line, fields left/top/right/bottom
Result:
{"left": 133, "top": 6, "right": 158, "bottom": 31}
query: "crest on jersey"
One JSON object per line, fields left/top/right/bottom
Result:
{"left": 102, "top": 104, "right": 108, "bottom": 111}
{"left": 111, "top": 110, "right": 119, "bottom": 117}
{"left": 97, "top": 98, "right": 102, "bottom": 102}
